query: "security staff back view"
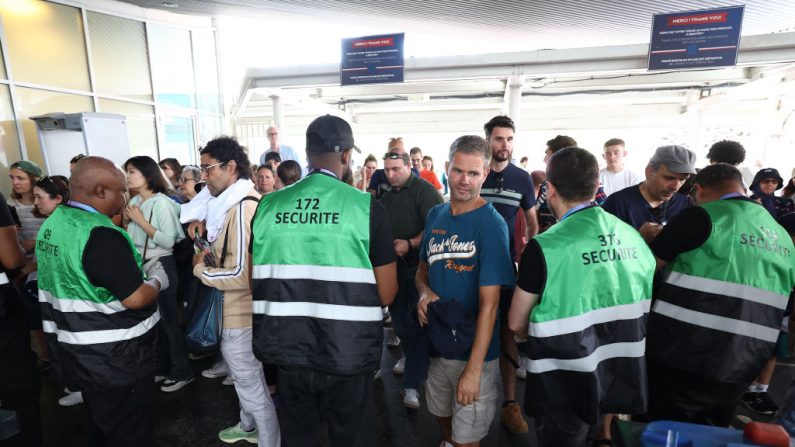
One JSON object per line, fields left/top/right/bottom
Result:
{"left": 250, "top": 115, "right": 397, "bottom": 447}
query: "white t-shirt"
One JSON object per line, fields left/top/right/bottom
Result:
{"left": 600, "top": 168, "right": 642, "bottom": 197}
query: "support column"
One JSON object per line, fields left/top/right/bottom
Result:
{"left": 505, "top": 75, "right": 524, "bottom": 124}
{"left": 271, "top": 95, "right": 284, "bottom": 128}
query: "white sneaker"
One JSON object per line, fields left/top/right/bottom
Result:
{"left": 222, "top": 376, "right": 234, "bottom": 386}
{"left": 160, "top": 377, "right": 194, "bottom": 392}
{"left": 393, "top": 357, "right": 406, "bottom": 375}
{"left": 58, "top": 391, "right": 83, "bottom": 407}
{"left": 202, "top": 360, "right": 229, "bottom": 379}
{"left": 387, "top": 332, "right": 401, "bottom": 347}
{"left": 402, "top": 388, "right": 420, "bottom": 410}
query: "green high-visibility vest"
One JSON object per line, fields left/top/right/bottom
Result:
{"left": 649, "top": 198, "right": 795, "bottom": 383}
{"left": 251, "top": 172, "right": 382, "bottom": 374}
{"left": 525, "top": 206, "right": 655, "bottom": 423}
{"left": 37, "top": 205, "right": 159, "bottom": 390}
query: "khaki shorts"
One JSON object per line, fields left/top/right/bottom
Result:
{"left": 425, "top": 357, "right": 499, "bottom": 444}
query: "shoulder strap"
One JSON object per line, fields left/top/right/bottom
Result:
{"left": 219, "top": 195, "right": 261, "bottom": 266}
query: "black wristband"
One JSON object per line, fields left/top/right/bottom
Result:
{"left": 406, "top": 239, "right": 413, "bottom": 251}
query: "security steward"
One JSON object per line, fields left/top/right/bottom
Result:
{"left": 36, "top": 156, "right": 165, "bottom": 447}
{"left": 646, "top": 163, "right": 795, "bottom": 426}
{"left": 250, "top": 115, "right": 398, "bottom": 447}
{"left": 509, "top": 147, "right": 655, "bottom": 447}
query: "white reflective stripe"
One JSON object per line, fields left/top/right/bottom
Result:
{"left": 39, "top": 289, "right": 126, "bottom": 314}
{"left": 252, "top": 264, "right": 375, "bottom": 284}
{"left": 483, "top": 196, "right": 521, "bottom": 207}
{"left": 481, "top": 188, "right": 523, "bottom": 199}
{"left": 667, "top": 272, "right": 788, "bottom": 310}
{"left": 41, "top": 311, "right": 160, "bottom": 345}
{"left": 529, "top": 299, "right": 651, "bottom": 338}
{"left": 652, "top": 300, "right": 779, "bottom": 343}
{"left": 525, "top": 340, "right": 646, "bottom": 374}
{"left": 252, "top": 300, "right": 382, "bottom": 322}
{"left": 0, "top": 272, "right": 8, "bottom": 285}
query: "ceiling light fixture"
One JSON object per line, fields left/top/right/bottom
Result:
{"left": 162, "top": 2, "right": 178, "bottom": 7}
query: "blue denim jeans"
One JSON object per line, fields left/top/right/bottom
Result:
{"left": 388, "top": 259, "right": 430, "bottom": 390}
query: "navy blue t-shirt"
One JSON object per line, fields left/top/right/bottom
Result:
{"left": 601, "top": 184, "right": 690, "bottom": 230}
{"left": 420, "top": 202, "right": 516, "bottom": 361}
{"left": 481, "top": 163, "right": 535, "bottom": 258}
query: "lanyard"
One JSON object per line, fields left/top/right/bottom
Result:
{"left": 67, "top": 200, "right": 99, "bottom": 214}
{"left": 308, "top": 168, "right": 338, "bottom": 179}
{"left": 560, "top": 202, "right": 594, "bottom": 221}
{"left": 720, "top": 192, "right": 744, "bottom": 200}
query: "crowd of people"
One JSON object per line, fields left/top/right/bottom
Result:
{"left": 0, "top": 114, "right": 793, "bottom": 447}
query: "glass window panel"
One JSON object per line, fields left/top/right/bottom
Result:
{"left": 15, "top": 87, "right": 94, "bottom": 173}
{"left": 192, "top": 30, "right": 220, "bottom": 114}
{"left": 98, "top": 99, "right": 157, "bottom": 160}
{"left": 161, "top": 115, "right": 197, "bottom": 165}
{"left": 0, "top": 1, "right": 90, "bottom": 91}
{"left": 0, "top": 85, "right": 21, "bottom": 193}
{"left": 88, "top": 12, "right": 152, "bottom": 102}
{"left": 198, "top": 114, "right": 222, "bottom": 147}
{"left": 148, "top": 24, "right": 196, "bottom": 109}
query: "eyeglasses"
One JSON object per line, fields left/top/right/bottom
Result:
{"left": 200, "top": 162, "right": 224, "bottom": 174}
{"left": 179, "top": 176, "right": 196, "bottom": 183}
{"left": 267, "top": 132, "right": 278, "bottom": 137}
{"left": 495, "top": 174, "right": 504, "bottom": 193}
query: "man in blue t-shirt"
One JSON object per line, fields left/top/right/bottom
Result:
{"left": 480, "top": 115, "right": 537, "bottom": 434}
{"left": 602, "top": 145, "right": 695, "bottom": 243}
{"left": 418, "top": 135, "right": 515, "bottom": 446}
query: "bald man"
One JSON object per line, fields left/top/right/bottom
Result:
{"left": 36, "top": 156, "right": 166, "bottom": 447}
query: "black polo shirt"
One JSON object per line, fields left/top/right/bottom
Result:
{"left": 379, "top": 174, "right": 443, "bottom": 241}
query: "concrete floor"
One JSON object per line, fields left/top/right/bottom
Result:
{"left": 19, "top": 336, "right": 795, "bottom": 447}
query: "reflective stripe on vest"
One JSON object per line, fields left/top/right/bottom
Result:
{"left": 666, "top": 271, "right": 788, "bottom": 310}
{"left": 252, "top": 264, "right": 375, "bottom": 284}
{"left": 0, "top": 272, "right": 8, "bottom": 285}
{"left": 42, "top": 311, "right": 160, "bottom": 345}
{"left": 529, "top": 299, "right": 651, "bottom": 338}
{"left": 252, "top": 300, "right": 382, "bottom": 321}
{"left": 652, "top": 300, "right": 779, "bottom": 343}
{"left": 39, "top": 289, "right": 127, "bottom": 314}
{"left": 525, "top": 339, "right": 646, "bottom": 374}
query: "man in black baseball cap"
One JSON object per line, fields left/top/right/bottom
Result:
{"left": 250, "top": 114, "right": 397, "bottom": 447}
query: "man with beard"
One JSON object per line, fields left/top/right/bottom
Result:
{"left": 479, "top": 115, "right": 538, "bottom": 433}
{"left": 602, "top": 146, "right": 696, "bottom": 242}
{"left": 380, "top": 150, "right": 443, "bottom": 409}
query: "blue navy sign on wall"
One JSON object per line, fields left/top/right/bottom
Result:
{"left": 648, "top": 6, "right": 744, "bottom": 71}
{"left": 341, "top": 33, "right": 404, "bottom": 86}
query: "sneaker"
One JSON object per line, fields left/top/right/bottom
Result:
{"left": 387, "top": 331, "right": 401, "bottom": 347}
{"left": 402, "top": 388, "right": 420, "bottom": 410}
{"left": 202, "top": 360, "right": 229, "bottom": 379}
{"left": 501, "top": 401, "right": 529, "bottom": 433}
{"left": 222, "top": 376, "right": 234, "bottom": 386}
{"left": 58, "top": 391, "right": 83, "bottom": 407}
{"left": 160, "top": 377, "right": 194, "bottom": 393}
{"left": 218, "top": 422, "right": 258, "bottom": 444}
{"left": 374, "top": 369, "right": 382, "bottom": 380}
{"left": 393, "top": 357, "right": 406, "bottom": 375}
{"left": 741, "top": 391, "right": 779, "bottom": 415}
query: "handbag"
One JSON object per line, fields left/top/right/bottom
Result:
{"left": 184, "top": 226, "right": 229, "bottom": 353}
{"left": 184, "top": 196, "right": 260, "bottom": 353}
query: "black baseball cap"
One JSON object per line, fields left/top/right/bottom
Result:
{"left": 305, "top": 115, "right": 359, "bottom": 153}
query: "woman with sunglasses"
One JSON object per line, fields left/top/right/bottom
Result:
{"left": 123, "top": 156, "right": 193, "bottom": 392}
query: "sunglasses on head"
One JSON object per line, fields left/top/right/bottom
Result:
{"left": 383, "top": 153, "right": 409, "bottom": 163}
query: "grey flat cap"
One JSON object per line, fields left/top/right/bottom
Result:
{"left": 649, "top": 145, "right": 697, "bottom": 174}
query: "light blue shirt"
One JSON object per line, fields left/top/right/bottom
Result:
{"left": 260, "top": 144, "right": 301, "bottom": 166}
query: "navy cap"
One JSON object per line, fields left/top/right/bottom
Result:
{"left": 427, "top": 299, "right": 476, "bottom": 359}
{"left": 305, "top": 115, "right": 358, "bottom": 153}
